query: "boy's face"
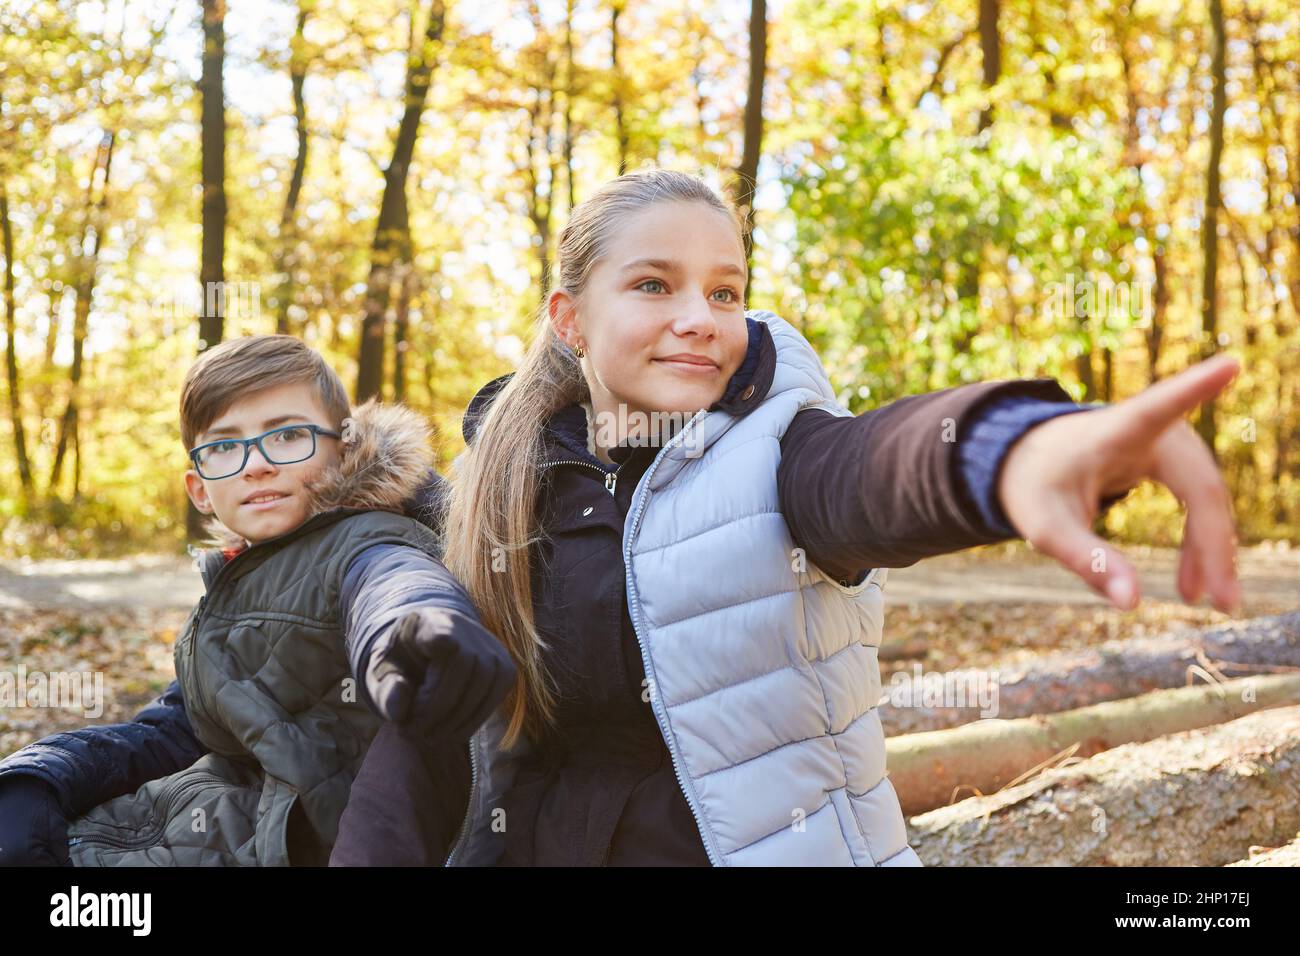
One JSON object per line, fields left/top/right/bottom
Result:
{"left": 184, "top": 382, "right": 343, "bottom": 545}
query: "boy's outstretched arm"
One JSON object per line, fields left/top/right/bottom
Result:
{"left": 0, "top": 680, "right": 207, "bottom": 819}
{"left": 777, "top": 379, "right": 1118, "bottom": 579}
{"left": 341, "top": 543, "right": 516, "bottom": 743}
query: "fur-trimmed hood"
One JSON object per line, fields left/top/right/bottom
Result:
{"left": 202, "top": 399, "right": 439, "bottom": 552}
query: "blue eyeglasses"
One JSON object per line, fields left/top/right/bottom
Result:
{"left": 188, "top": 423, "right": 342, "bottom": 480}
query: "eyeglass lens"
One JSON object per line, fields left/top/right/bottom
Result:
{"left": 196, "top": 427, "right": 317, "bottom": 478}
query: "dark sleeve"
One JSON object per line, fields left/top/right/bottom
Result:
{"left": 777, "top": 378, "right": 1078, "bottom": 581}
{"left": 339, "top": 542, "right": 487, "bottom": 716}
{"left": 0, "top": 680, "right": 207, "bottom": 817}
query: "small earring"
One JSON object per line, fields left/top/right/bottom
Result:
{"left": 574, "top": 343, "right": 586, "bottom": 359}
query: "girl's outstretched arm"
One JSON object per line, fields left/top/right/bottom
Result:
{"left": 779, "top": 356, "right": 1241, "bottom": 613}
{"left": 777, "top": 378, "right": 1098, "bottom": 579}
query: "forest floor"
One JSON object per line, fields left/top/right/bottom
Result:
{"left": 1, "top": 542, "right": 1295, "bottom": 745}
{"left": 1, "top": 542, "right": 1296, "bottom": 864}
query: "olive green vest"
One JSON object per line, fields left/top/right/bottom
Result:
{"left": 66, "top": 509, "right": 443, "bottom": 866}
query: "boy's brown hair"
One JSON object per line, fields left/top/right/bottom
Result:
{"left": 180, "top": 335, "right": 352, "bottom": 451}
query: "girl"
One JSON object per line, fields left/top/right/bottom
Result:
{"left": 330, "top": 168, "right": 1239, "bottom": 866}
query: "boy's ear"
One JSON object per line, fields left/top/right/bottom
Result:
{"left": 184, "top": 469, "right": 215, "bottom": 514}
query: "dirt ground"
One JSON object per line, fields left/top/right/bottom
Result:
{"left": 1, "top": 541, "right": 1295, "bottom": 757}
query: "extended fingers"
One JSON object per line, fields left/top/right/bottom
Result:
{"left": 1029, "top": 502, "right": 1142, "bottom": 610}
{"left": 1150, "top": 425, "right": 1240, "bottom": 613}
{"left": 1107, "top": 355, "right": 1240, "bottom": 443}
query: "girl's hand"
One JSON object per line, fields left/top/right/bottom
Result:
{"left": 996, "top": 354, "right": 1242, "bottom": 613}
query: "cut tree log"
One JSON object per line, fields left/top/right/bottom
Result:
{"left": 907, "top": 705, "right": 1300, "bottom": 866}
{"left": 879, "top": 612, "right": 1300, "bottom": 736}
{"left": 886, "top": 672, "right": 1300, "bottom": 815}
{"left": 1225, "top": 833, "right": 1300, "bottom": 867}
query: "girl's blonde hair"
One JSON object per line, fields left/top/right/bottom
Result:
{"left": 442, "top": 168, "right": 744, "bottom": 748}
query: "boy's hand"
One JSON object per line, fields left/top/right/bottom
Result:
{"left": 0, "top": 776, "right": 72, "bottom": 867}
{"left": 367, "top": 608, "right": 517, "bottom": 743}
{"left": 997, "top": 354, "right": 1242, "bottom": 614}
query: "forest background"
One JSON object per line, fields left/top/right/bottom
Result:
{"left": 2, "top": 0, "right": 1296, "bottom": 558}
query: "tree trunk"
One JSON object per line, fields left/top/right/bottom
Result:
{"left": 1147, "top": 246, "right": 1168, "bottom": 380}
{"left": 908, "top": 705, "right": 1300, "bottom": 866}
{"left": 1195, "top": 0, "right": 1227, "bottom": 450}
{"left": 392, "top": 261, "right": 414, "bottom": 403}
{"left": 275, "top": 2, "right": 311, "bottom": 335}
{"left": 522, "top": 17, "right": 559, "bottom": 308}
{"left": 887, "top": 672, "right": 1300, "bottom": 816}
{"left": 611, "top": 1, "right": 628, "bottom": 176}
{"left": 71, "top": 410, "right": 81, "bottom": 500}
{"left": 1129, "top": 61, "right": 1170, "bottom": 387}
{"left": 734, "top": 0, "right": 766, "bottom": 289}
{"left": 874, "top": 5, "right": 891, "bottom": 109}
{"left": 1, "top": 178, "right": 34, "bottom": 507}
{"left": 43, "top": 286, "right": 62, "bottom": 369}
{"left": 880, "top": 613, "right": 1300, "bottom": 736}
{"left": 355, "top": 0, "right": 444, "bottom": 403}
{"left": 198, "top": 0, "right": 226, "bottom": 353}
{"left": 50, "top": 132, "right": 114, "bottom": 495}
{"left": 191, "top": 0, "right": 227, "bottom": 540}
{"left": 976, "top": 0, "right": 1000, "bottom": 132}
{"left": 562, "top": 0, "right": 575, "bottom": 212}
{"left": 1075, "top": 332, "right": 1097, "bottom": 402}
{"left": 1242, "top": 4, "right": 1296, "bottom": 524}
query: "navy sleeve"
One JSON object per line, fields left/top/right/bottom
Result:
{"left": 0, "top": 680, "right": 207, "bottom": 817}
{"left": 339, "top": 543, "right": 486, "bottom": 716}
{"left": 958, "top": 396, "right": 1104, "bottom": 537}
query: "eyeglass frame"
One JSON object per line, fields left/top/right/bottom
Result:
{"left": 187, "top": 422, "right": 343, "bottom": 480}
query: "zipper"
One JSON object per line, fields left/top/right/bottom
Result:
{"left": 620, "top": 407, "right": 725, "bottom": 866}
{"left": 443, "top": 736, "right": 479, "bottom": 866}
{"left": 446, "top": 423, "right": 713, "bottom": 864}
{"left": 446, "top": 451, "right": 626, "bottom": 864}
{"left": 540, "top": 456, "right": 628, "bottom": 498}
{"left": 182, "top": 596, "right": 206, "bottom": 659}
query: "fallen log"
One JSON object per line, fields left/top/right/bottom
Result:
{"left": 1225, "top": 834, "right": 1300, "bottom": 867}
{"left": 887, "top": 672, "right": 1300, "bottom": 815}
{"left": 879, "top": 612, "right": 1300, "bottom": 736}
{"left": 907, "top": 705, "right": 1300, "bottom": 866}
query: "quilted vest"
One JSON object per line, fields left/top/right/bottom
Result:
{"left": 65, "top": 508, "right": 444, "bottom": 866}
{"left": 448, "top": 310, "right": 922, "bottom": 867}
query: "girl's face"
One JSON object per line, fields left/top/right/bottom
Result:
{"left": 550, "top": 200, "right": 749, "bottom": 431}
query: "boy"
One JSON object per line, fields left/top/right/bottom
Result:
{"left": 0, "top": 335, "right": 513, "bottom": 866}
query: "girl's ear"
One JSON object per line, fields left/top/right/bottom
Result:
{"left": 548, "top": 288, "right": 580, "bottom": 348}
{"left": 340, "top": 417, "right": 357, "bottom": 447}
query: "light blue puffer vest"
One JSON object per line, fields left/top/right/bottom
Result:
{"left": 448, "top": 310, "right": 922, "bottom": 867}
